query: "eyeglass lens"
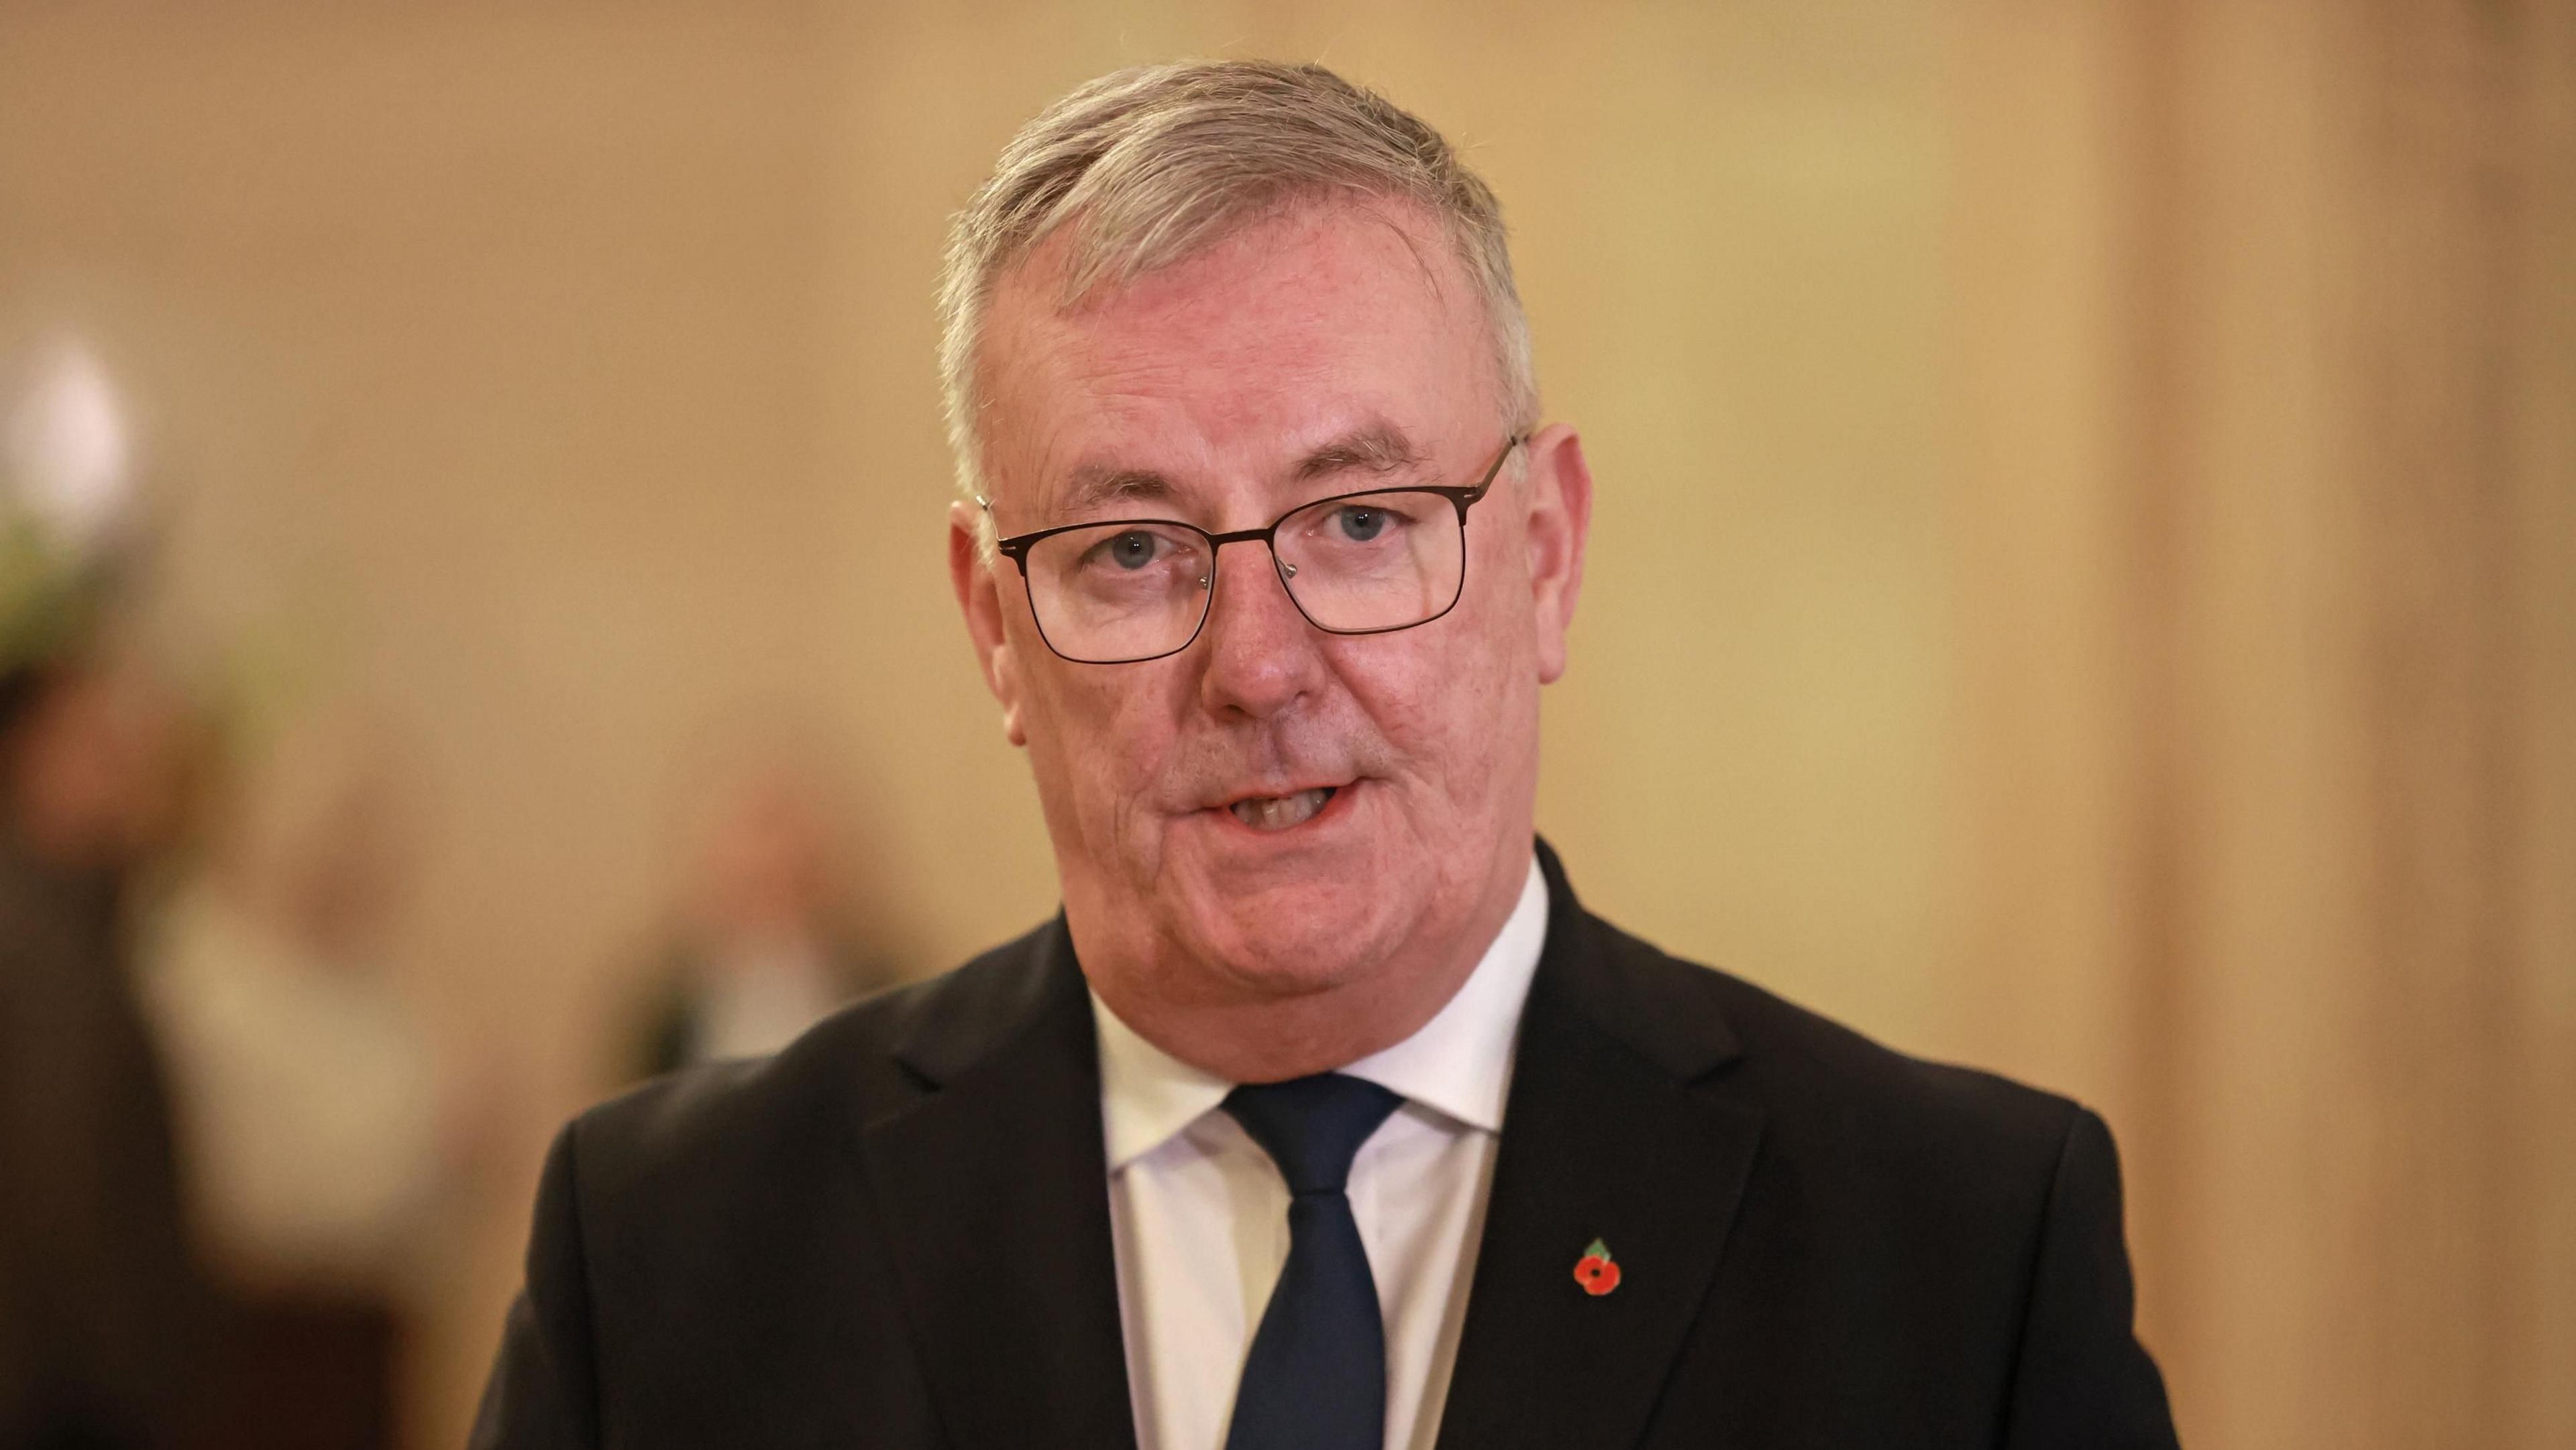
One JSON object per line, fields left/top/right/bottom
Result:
{"left": 1020, "top": 488, "right": 1467, "bottom": 664}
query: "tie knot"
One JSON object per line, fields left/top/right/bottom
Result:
{"left": 1222, "top": 1074, "right": 1402, "bottom": 1196}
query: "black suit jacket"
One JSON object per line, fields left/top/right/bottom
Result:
{"left": 472, "top": 843, "right": 2180, "bottom": 1448}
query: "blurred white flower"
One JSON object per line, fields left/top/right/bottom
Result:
{"left": 5, "top": 338, "right": 133, "bottom": 554}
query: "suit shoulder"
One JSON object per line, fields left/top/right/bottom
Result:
{"left": 1582, "top": 910, "right": 2088, "bottom": 1170}
{"left": 559, "top": 919, "right": 1059, "bottom": 1201}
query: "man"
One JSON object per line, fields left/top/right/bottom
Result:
{"left": 472, "top": 60, "right": 2180, "bottom": 1449}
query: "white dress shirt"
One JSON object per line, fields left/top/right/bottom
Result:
{"left": 1092, "top": 856, "right": 1549, "bottom": 1450}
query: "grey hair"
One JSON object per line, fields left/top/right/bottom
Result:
{"left": 935, "top": 60, "right": 1540, "bottom": 507}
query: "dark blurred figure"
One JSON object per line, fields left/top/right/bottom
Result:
{"left": 143, "top": 703, "right": 472, "bottom": 1450}
{"left": 0, "top": 658, "right": 207, "bottom": 1450}
{"left": 627, "top": 762, "right": 902, "bottom": 1078}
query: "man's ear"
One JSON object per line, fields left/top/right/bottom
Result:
{"left": 949, "top": 499, "right": 1029, "bottom": 747}
{"left": 1519, "top": 423, "right": 1593, "bottom": 684}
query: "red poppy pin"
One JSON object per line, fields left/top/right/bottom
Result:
{"left": 1573, "top": 1238, "right": 1621, "bottom": 1296}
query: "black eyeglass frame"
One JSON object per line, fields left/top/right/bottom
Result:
{"left": 983, "top": 433, "right": 1528, "bottom": 665}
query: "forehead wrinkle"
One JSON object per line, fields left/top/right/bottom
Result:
{"left": 987, "top": 208, "right": 1482, "bottom": 523}
{"left": 1053, "top": 416, "right": 1431, "bottom": 522}
{"left": 1043, "top": 412, "right": 1440, "bottom": 526}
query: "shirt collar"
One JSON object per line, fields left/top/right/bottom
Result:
{"left": 1093, "top": 991, "right": 1233, "bottom": 1171}
{"left": 1092, "top": 853, "right": 1550, "bottom": 1170}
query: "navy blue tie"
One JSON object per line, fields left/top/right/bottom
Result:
{"left": 1222, "top": 1073, "right": 1404, "bottom": 1450}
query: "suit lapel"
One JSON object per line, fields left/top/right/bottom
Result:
{"left": 1434, "top": 850, "right": 1766, "bottom": 1450}
{"left": 857, "top": 921, "right": 1139, "bottom": 1450}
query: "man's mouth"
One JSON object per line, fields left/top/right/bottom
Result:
{"left": 1227, "top": 786, "right": 1338, "bottom": 831}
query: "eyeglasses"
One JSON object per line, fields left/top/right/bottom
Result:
{"left": 985, "top": 434, "right": 1525, "bottom": 665}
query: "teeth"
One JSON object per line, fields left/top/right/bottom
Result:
{"left": 1229, "top": 787, "right": 1334, "bottom": 830}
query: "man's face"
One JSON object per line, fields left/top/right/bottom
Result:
{"left": 951, "top": 201, "right": 1589, "bottom": 1053}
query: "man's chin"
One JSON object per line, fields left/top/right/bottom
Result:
{"left": 1169, "top": 888, "right": 1406, "bottom": 1001}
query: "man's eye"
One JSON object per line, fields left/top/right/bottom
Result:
{"left": 1099, "top": 531, "right": 1165, "bottom": 569}
{"left": 1334, "top": 507, "right": 1391, "bottom": 542}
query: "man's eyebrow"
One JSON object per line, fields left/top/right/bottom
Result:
{"left": 1294, "top": 425, "right": 1425, "bottom": 482}
{"left": 1057, "top": 465, "right": 1179, "bottom": 515}
{"left": 1046, "top": 425, "right": 1424, "bottom": 517}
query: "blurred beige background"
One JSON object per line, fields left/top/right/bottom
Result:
{"left": 2, "top": 1, "right": 2569, "bottom": 1445}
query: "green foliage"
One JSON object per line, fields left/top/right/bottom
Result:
{"left": 0, "top": 509, "right": 101, "bottom": 676}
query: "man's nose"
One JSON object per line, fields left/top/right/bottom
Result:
{"left": 1195, "top": 543, "right": 1328, "bottom": 720}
